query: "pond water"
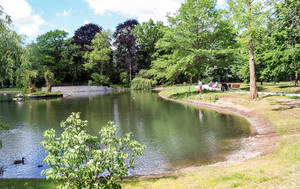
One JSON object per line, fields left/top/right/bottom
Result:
{"left": 0, "top": 91, "right": 250, "bottom": 178}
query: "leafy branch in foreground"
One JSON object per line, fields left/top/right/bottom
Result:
{"left": 40, "top": 113, "right": 145, "bottom": 189}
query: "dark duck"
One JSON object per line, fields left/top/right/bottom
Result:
{"left": 14, "top": 157, "right": 25, "bottom": 164}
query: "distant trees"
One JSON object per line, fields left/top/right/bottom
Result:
{"left": 0, "top": 1, "right": 298, "bottom": 91}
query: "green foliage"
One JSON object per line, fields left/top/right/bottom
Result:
{"left": 131, "top": 78, "right": 152, "bottom": 90}
{"left": 132, "top": 19, "right": 165, "bottom": 70}
{"left": 21, "top": 70, "right": 38, "bottom": 93}
{"left": 90, "top": 73, "right": 110, "bottom": 86}
{"left": 44, "top": 70, "right": 55, "bottom": 93}
{"left": 150, "top": 0, "right": 238, "bottom": 85}
{"left": 29, "top": 91, "right": 61, "bottom": 96}
{"left": 41, "top": 113, "right": 145, "bottom": 189}
{"left": 120, "top": 72, "right": 129, "bottom": 86}
{"left": 84, "top": 32, "right": 113, "bottom": 76}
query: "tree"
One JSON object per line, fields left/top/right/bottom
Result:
{"left": 271, "top": 0, "right": 300, "bottom": 86}
{"left": 44, "top": 70, "right": 55, "bottom": 92}
{"left": 41, "top": 113, "right": 145, "bottom": 189}
{"left": 0, "top": 30, "right": 23, "bottom": 87}
{"left": 0, "top": 5, "right": 11, "bottom": 31}
{"left": 132, "top": 19, "right": 165, "bottom": 70}
{"left": 35, "top": 30, "right": 72, "bottom": 84}
{"left": 72, "top": 23, "right": 102, "bottom": 83}
{"left": 73, "top": 23, "right": 102, "bottom": 50}
{"left": 113, "top": 19, "right": 139, "bottom": 82}
{"left": 228, "top": 0, "right": 268, "bottom": 99}
{"left": 150, "top": 0, "right": 236, "bottom": 85}
{"left": 84, "top": 32, "right": 112, "bottom": 76}
{"left": 0, "top": 6, "right": 23, "bottom": 88}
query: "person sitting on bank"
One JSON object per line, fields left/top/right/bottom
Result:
{"left": 214, "top": 81, "right": 218, "bottom": 88}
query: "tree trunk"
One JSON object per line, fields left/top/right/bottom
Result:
{"left": 295, "top": 72, "right": 299, "bottom": 86}
{"left": 129, "top": 62, "right": 132, "bottom": 82}
{"left": 190, "top": 76, "right": 193, "bottom": 84}
{"left": 248, "top": 1, "right": 258, "bottom": 100}
{"left": 249, "top": 39, "right": 258, "bottom": 99}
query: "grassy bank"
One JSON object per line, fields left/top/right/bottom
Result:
{"left": 122, "top": 86, "right": 300, "bottom": 188}
{"left": 0, "top": 88, "right": 21, "bottom": 93}
{"left": 231, "top": 81, "right": 300, "bottom": 94}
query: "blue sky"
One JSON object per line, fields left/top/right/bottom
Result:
{"left": 0, "top": 0, "right": 226, "bottom": 43}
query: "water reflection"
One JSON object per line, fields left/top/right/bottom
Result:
{"left": 0, "top": 92, "right": 250, "bottom": 178}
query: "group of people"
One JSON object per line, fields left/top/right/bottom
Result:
{"left": 198, "top": 80, "right": 230, "bottom": 94}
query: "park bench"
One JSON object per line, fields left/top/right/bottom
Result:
{"left": 231, "top": 84, "right": 240, "bottom": 88}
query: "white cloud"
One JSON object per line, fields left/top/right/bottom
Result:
{"left": 84, "top": 0, "right": 185, "bottom": 23}
{"left": 0, "top": 0, "right": 45, "bottom": 37}
{"left": 84, "top": 20, "right": 89, "bottom": 25}
{"left": 56, "top": 8, "right": 72, "bottom": 17}
{"left": 63, "top": 8, "right": 72, "bottom": 16}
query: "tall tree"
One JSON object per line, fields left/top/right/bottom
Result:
{"left": 35, "top": 30, "right": 72, "bottom": 84}
{"left": 113, "top": 19, "right": 139, "bottom": 82}
{"left": 150, "top": 0, "right": 236, "bottom": 84}
{"left": 272, "top": 0, "right": 300, "bottom": 86}
{"left": 73, "top": 23, "right": 102, "bottom": 50}
{"left": 132, "top": 19, "right": 165, "bottom": 70}
{"left": 84, "top": 32, "right": 112, "bottom": 76}
{"left": 72, "top": 23, "right": 102, "bottom": 83}
{"left": 0, "top": 7, "right": 23, "bottom": 88}
{"left": 228, "top": 0, "right": 267, "bottom": 99}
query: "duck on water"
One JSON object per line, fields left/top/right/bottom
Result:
{"left": 13, "top": 157, "right": 25, "bottom": 164}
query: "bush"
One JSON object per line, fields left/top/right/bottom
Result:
{"left": 131, "top": 77, "right": 152, "bottom": 90}
{"left": 91, "top": 73, "right": 110, "bottom": 86}
{"left": 40, "top": 113, "right": 145, "bottom": 189}
{"left": 120, "top": 72, "right": 129, "bottom": 86}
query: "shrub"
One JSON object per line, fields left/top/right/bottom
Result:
{"left": 91, "top": 73, "right": 110, "bottom": 86}
{"left": 40, "top": 113, "right": 145, "bottom": 189}
{"left": 131, "top": 77, "right": 152, "bottom": 90}
{"left": 120, "top": 72, "right": 129, "bottom": 86}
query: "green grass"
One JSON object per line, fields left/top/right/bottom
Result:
{"left": 0, "top": 88, "right": 21, "bottom": 92}
{"left": 28, "top": 91, "right": 61, "bottom": 96}
{"left": 231, "top": 81, "right": 300, "bottom": 94}
{"left": 0, "top": 179, "right": 57, "bottom": 189}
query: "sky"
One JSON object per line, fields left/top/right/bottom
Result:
{"left": 0, "top": 0, "right": 226, "bottom": 43}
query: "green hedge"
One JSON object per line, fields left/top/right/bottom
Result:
{"left": 131, "top": 77, "right": 152, "bottom": 90}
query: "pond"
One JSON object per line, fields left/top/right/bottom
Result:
{"left": 0, "top": 91, "right": 251, "bottom": 178}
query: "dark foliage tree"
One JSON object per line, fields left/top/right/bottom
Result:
{"left": 72, "top": 23, "right": 102, "bottom": 83}
{"left": 113, "top": 19, "right": 139, "bottom": 82}
{"left": 73, "top": 23, "right": 102, "bottom": 50}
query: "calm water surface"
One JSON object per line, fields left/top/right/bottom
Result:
{"left": 0, "top": 91, "right": 250, "bottom": 178}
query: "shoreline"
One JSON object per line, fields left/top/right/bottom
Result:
{"left": 157, "top": 92, "right": 279, "bottom": 172}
